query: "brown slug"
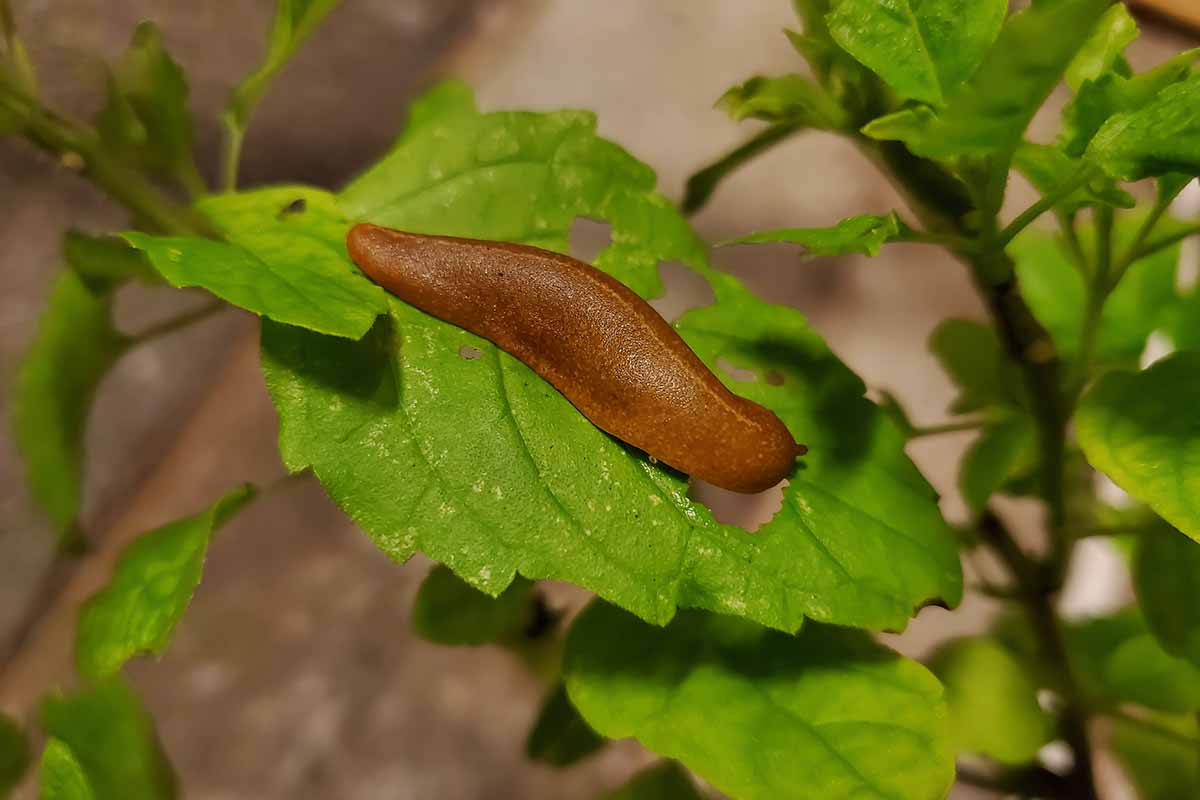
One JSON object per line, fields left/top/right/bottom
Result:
{"left": 346, "top": 223, "right": 806, "bottom": 494}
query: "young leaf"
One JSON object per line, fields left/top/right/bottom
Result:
{"left": 411, "top": 564, "right": 533, "bottom": 646}
{"left": 863, "top": 0, "right": 1111, "bottom": 160}
{"left": 63, "top": 231, "right": 159, "bottom": 292}
{"left": 38, "top": 739, "right": 95, "bottom": 800}
{"left": 1009, "top": 221, "right": 1181, "bottom": 366}
{"left": 0, "top": 713, "right": 28, "bottom": 797}
{"left": 681, "top": 123, "right": 803, "bottom": 214}
{"left": 524, "top": 684, "right": 606, "bottom": 767}
{"left": 825, "top": 0, "right": 1006, "bottom": 106}
{"left": 715, "top": 74, "right": 846, "bottom": 127}
{"left": 12, "top": 271, "right": 129, "bottom": 539}
{"left": 929, "top": 637, "right": 1052, "bottom": 764}
{"left": 1013, "top": 142, "right": 1134, "bottom": 213}
{"left": 929, "top": 319, "right": 1024, "bottom": 413}
{"left": 41, "top": 679, "right": 176, "bottom": 800}
{"left": 1110, "top": 712, "right": 1200, "bottom": 800}
{"left": 1087, "top": 73, "right": 1200, "bottom": 181}
{"left": 222, "top": 0, "right": 342, "bottom": 186}
{"left": 1064, "top": 3, "right": 1138, "bottom": 91}
{"left": 1134, "top": 524, "right": 1200, "bottom": 667}
{"left": 95, "top": 22, "right": 203, "bottom": 195}
{"left": 959, "top": 415, "right": 1036, "bottom": 513}
{"left": 75, "top": 485, "right": 255, "bottom": 680}
{"left": 564, "top": 602, "right": 953, "bottom": 800}
{"left": 1077, "top": 351, "right": 1200, "bottom": 544}
{"left": 123, "top": 187, "right": 388, "bottom": 339}
{"left": 267, "top": 82, "right": 962, "bottom": 634}
{"left": 720, "top": 212, "right": 904, "bottom": 257}
{"left": 1067, "top": 608, "right": 1200, "bottom": 713}
{"left": 602, "top": 762, "right": 704, "bottom": 800}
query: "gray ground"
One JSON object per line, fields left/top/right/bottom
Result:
{"left": 1, "top": 2, "right": 1194, "bottom": 798}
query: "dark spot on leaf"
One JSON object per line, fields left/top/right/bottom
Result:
{"left": 765, "top": 369, "right": 785, "bottom": 386}
{"left": 278, "top": 198, "right": 307, "bottom": 217}
{"left": 459, "top": 345, "right": 482, "bottom": 360}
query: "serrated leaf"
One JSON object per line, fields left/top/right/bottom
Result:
{"left": 524, "top": 684, "right": 606, "bottom": 767}
{"left": 12, "top": 271, "right": 128, "bottom": 539}
{"left": 1077, "top": 352, "right": 1200, "bottom": 544}
{"left": 1110, "top": 712, "right": 1200, "bottom": 800}
{"left": 1013, "top": 142, "right": 1134, "bottom": 213}
{"left": 1135, "top": 524, "right": 1200, "bottom": 667}
{"left": 123, "top": 187, "right": 387, "bottom": 339}
{"left": 960, "top": 415, "right": 1036, "bottom": 513}
{"left": 264, "top": 81, "right": 961, "bottom": 633}
{"left": 721, "top": 212, "right": 904, "bottom": 257}
{"left": 1087, "top": 73, "right": 1200, "bottom": 180}
{"left": 1065, "top": 3, "right": 1138, "bottom": 91}
{"left": 863, "top": 0, "right": 1111, "bottom": 160}
{"left": 1067, "top": 608, "right": 1200, "bottom": 713}
{"left": 41, "top": 679, "right": 175, "bottom": 800}
{"left": 603, "top": 762, "right": 704, "bottom": 800}
{"left": 0, "top": 712, "right": 28, "bottom": 798}
{"left": 929, "top": 319, "right": 1023, "bottom": 414}
{"left": 564, "top": 602, "right": 953, "bottom": 800}
{"left": 1009, "top": 220, "right": 1181, "bottom": 366}
{"left": 75, "top": 485, "right": 255, "bottom": 680}
{"left": 929, "top": 637, "right": 1051, "bottom": 764}
{"left": 825, "top": 0, "right": 1006, "bottom": 106}
{"left": 95, "top": 22, "right": 201, "bottom": 193}
{"left": 1062, "top": 48, "right": 1199, "bottom": 158}
{"left": 411, "top": 564, "right": 533, "bottom": 646}
{"left": 63, "top": 231, "right": 159, "bottom": 292}
{"left": 715, "top": 74, "right": 846, "bottom": 127}
{"left": 38, "top": 739, "right": 94, "bottom": 800}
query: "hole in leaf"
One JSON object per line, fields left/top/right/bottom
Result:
{"left": 278, "top": 197, "right": 307, "bottom": 217}
{"left": 648, "top": 260, "right": 716, "bottom": 323}
{"left": 764, "top": 369, "right": 785, "bottom": 386}
{"left": 716, "top": 356, "right": 756, "bottom": 382}
{"left": 459, "top": 345, "right": 482, "bottom": 360}
{"left": 688, "top": 478, "right": 786, "bottom": 533}
{"left": 569, "top": 217, "right": 613, "bottom": 264}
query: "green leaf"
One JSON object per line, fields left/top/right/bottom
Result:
{"left": 38, "top": 739, "right": 95, "bottom": 800}
{"left": 41, "top": 679, "right": 175, "bottom": 800}
{"left": 63, "top": 231, "right": 159, "bottom": 292}
{"left": 123, "top": 186, "right": 388, "bottom": 339}
{"left": 825, "top": 0, "right": 1006, "bottom": 106}
{"left": 1087, "top": 73, "right": 1200, "bottom": 181}
{"left": 95, "top": 22, "right": 202, "bottom": 194}
{"left": 1010, "top": 220, "right": 1181, "bottom": 366}
{"left": 1062, "top": 48, "right": 1199, "bottom": 158}
{"left": 1077, "top": 352, "right": 1200, "bottom": 544}
{"left": 267, "top": 82, "right": 962, "bottom": 634}
{"left": 863, "top": 0, "right": 1112, "bottom": 160}
{"left": 959, "top": 415, "right": 1036, "bottom": 513}
{"left": 12, "top": 271, "right": 128, "bottom": 538}
{"left": 929, "top": 319, "right": 1023, "bottom": 414}
{"left": 682, "top": 123, "right": 802, "bottom": 214}
{"left": 715, "top": 74, "right": 846, "bottom": 127}
{"left": 524, "top": 684, "right": 606, "bottom": 767}
{"left": 1110, "top": 712, "right": 1200, "bottom": 800}
{"left": 603, "top": 762, "right": 704, "bottom": 800}
{"left": 1064, "top": 3, "right": 1138, "bottom": 91}
{"left": 1067, "top": 608, "right": 1200, "bottom": 713}
{"left": 721, "top": 212, "right": 904, "bottom": 257}
{"left": 929, "top": 637, "right": 1051, "bottom": 764}
{"left": 1013, "top": 142, "right": 1134, "bottom": 213}
{"left": 564, "top": 602, "right": 953, "bottom": 800}
{"left": 75, "top": 485, "right": 255, "bottom": 680}
{"left": 411, "top": 564, "right": 533, "bottom": 646}
{"left": 0, "top": 713, "right": 29, "bottom": 798}
{"left": 1135, "top": 524, "right": 1200, "bottom": 667}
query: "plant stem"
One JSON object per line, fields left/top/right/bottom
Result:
{"left": 1106, "top": 709, "right": 1200, "bottom": 749}
{"left": 1072, "top": 206, "right": 1115, "bottom": 399}
{"left": 956, "top": 764, "right": 1071, "bottom": 796}
{"left": 1123, "top": 221, "right": 1200, "bottom": 268}
{"left": 908, "top": 418, "right": 990, "bottom": 438}
{"left": 130, "top": 299, "right": 226, "bottom": 345}
{"left": 998, "top": 166, "right": 1097, "bottom": 248}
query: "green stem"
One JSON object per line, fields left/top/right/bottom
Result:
{"left": 1123, "top": 221, "right": 1200, "bottom": 267}
{"left": 683, "top": 122, "right": 803, "bottom": 214}
{"left": 1107, "top": 709, "right": 1200, "bottom": 749}
{"left": 130, "top": 299, "right": 226, "bottom": 345}
{"left": 1071, "top": 206, "right": 1115, "bottom": 398}
{"left": 908, "top": 418, "right": 991, "bottom": 438}
{"left": 998, "top": 166, "right": 1097, "bottom": 248}
{"left": 220, "top": 115, "right": 245, "bottom": 193}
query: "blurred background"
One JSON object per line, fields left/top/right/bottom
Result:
{"left": 1, "top": 2, "right": 1197, "bottom": 798}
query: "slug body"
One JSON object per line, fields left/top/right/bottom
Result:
{"left": 347, "top": 224, "right": 805, "bottom": 494}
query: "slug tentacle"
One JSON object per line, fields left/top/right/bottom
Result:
{"left": 347, "top": 223, "right": 805, "bottom": 494}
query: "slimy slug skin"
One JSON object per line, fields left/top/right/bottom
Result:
{"left": 346, "top": 223, "right": 806, "bottom": 494}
